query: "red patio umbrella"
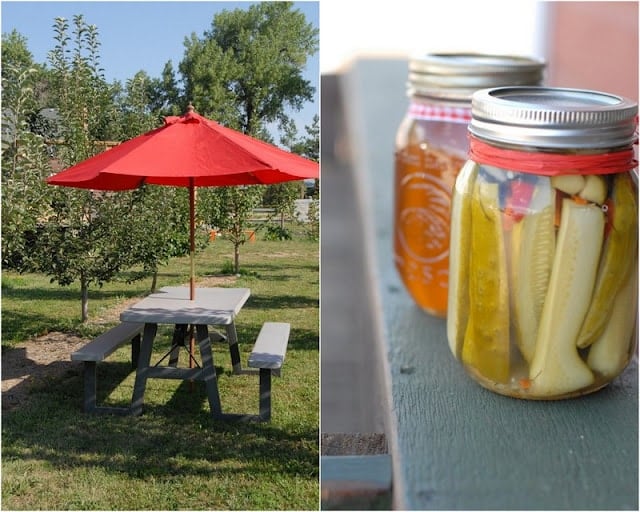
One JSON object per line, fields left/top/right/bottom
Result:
{"left": 47, "top": 104, "right": 319, "bottom": 300}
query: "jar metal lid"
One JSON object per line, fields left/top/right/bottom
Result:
{"left": 408, "top": 53, "right": 546, "bottom": 102}
{"left": 469, "top": 86, "right": 638, "bottom": 149}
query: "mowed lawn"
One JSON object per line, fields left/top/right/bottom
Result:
{"left": 1, "top": 233, "right": 319, "bottom": 510}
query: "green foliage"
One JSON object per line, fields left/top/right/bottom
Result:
{"left": 146, "top": 61, "right": 182, "bottom": 117}
{"left": 1, "top": 38, "right": 53, "bottom": 271}
{"left": 262, "top": 181, "right": 303, "bottom": 226}
{"left": 35, "top": 189, "right": 130, "bottom": 286}
{"left": 263, "top": 225, "right": 293, "bottom": 241}
{"left": 199, "top": 186, "right": 264, "bottom": 274}
{"left": 2, "top": 29, "right": 37, "bottom": 72}
{"left": 304, "top": 199, "right": 319, "bottom": 241}
{"left": 220, "top": 257, "right": 259, "bottom": 276}
{"left": 280, "top": 114, "right": 319, "bottom": 162}
{"left": 34, "top": 16, "right": 142, "bottom": 320}
{"left": 179, "top": 2, "right": 318, "bottom": 138}
{"left": 48, "top": 16, "right": 117, "bottom": 153}
{"left": 114, "top": 70, "right": 161, "bottom": 139}
{"left": 26, "top": 17, "right": 199, "bottom": 319}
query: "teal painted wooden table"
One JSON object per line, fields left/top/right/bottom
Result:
{"left": 335, "top": 57, "right": 639, "bottom": 510}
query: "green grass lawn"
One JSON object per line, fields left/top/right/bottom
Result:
{"left": 1, "top": 233, "right": 319, "bottom": 510}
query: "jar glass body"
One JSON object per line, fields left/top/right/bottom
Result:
{"left": 393, "top": 97, "right": 469, "bottom": 317}
{"left": 447, "top": 157, "right": 638, "bottom": 399}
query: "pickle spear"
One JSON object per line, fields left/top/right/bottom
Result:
{"left": 587, "top": 261, "right": 638, "bottom": 378}
{"left": 447, "top": 161, "right": 479, "bottom": 359}
{"left": 511, "top": 183, "right": 555, "bottom": 363}
{"left": 529, "top": 199, "right": 604, "bottom": 396}
{"left": 461, "top": 179, "right": 510, "bottom": 383}
{"left": 577, "top": 172, "right": 638, "bottom": 348}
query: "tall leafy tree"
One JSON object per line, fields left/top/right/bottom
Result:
{"left": 179, "top": 2, "right": 317, "bottom": 271}
{"left": 179, "top": 1, "right": 318, "bottom": 138}
{"left": 36, "top": 16, "right": 136, "bottom": 321}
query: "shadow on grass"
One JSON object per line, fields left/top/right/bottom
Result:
{"left": 2, "top": 309, "right": 77, "bottom": 343}
{"left": 234, "top": 262, "right": 320, "bottom": 279}
{"left": 1, "top": 281, "right": 146, "bottom": 303}
{"left": 235, "top": 326, "right": 318, "bottom": 352}
{"left": 244, "top": 294, "right": 319, "bottom": 311}
{"left": 2, "top": 361, "right": 318, "bottom": 484}
{"left": 1, "top": 284, "right": 148, "bottom": 343}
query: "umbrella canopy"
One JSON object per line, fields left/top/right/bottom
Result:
{"left": 47, "top": 105, "right": 319, "bottom": 299}
{"left": 47, "top": 106, "right": 318, "bottom": 190}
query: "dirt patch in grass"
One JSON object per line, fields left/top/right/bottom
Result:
{"left": 1, "top": 275, "right": 237, "bottom": 411}
{"left": 2, "top": 332, "right": 86, "bottom": 411}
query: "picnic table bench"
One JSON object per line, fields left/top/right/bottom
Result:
{"left": 248, "top": 321, "right": 290, "bottom": 421}
{"left": 71, "top": 322, "right": 144, "bottom": 414}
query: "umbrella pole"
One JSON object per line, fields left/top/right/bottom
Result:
{"left": 189, "top": 180, "right": 196, "bottom": 301}
{"left": 189, "top": 181, "right": 196, "bottom": 391}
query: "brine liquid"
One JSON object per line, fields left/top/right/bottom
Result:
{"left": 393, "top": 143, "right": 465, "bottom": 316}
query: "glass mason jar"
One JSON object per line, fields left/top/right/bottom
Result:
{"left": 448, "top": 86, "right": 638, "bottom": 399}
{"left": 394, "top": 53, "right": 545, "bottom": 317}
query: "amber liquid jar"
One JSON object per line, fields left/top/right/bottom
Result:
{"left": 448, "top": 86, "right": 638, "bottom": 399}
{"left": 394, "top": 54, "right": 545, "bottom": 316}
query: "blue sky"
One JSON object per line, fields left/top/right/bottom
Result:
{"left": 0, "top": 0, "right": 319, "bottom": 134}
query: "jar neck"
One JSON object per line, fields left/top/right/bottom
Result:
{"left": 468, "top": 134, "right": 637, "bottom": 175}
{"left": 408, "top": 95, "right": 472, "bottom": 124}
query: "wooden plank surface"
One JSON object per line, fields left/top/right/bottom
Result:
{"left": 320, "top": 73, "right": 390, "bottom": 437}
{"left": 321, "top": 452, "right": 393, "bottom": 510}
{"left": 335, "top": 57, "right": 639, "bottom": 510}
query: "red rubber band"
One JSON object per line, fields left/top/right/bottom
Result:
{"left": 468, "top": 135, "right": 637, "bottom": 175}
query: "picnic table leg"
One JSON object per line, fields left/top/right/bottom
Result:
{"left": 131, "top": 333, "right": 141, "bottom": 369}
{"left": 196, "top": 324, "right": 224, "bottom": 418}
{"left": 169, "top": 324, "right": 188, "bottom": 367}
{"left": 258, "top": 368, "right": 272, "bottom": 421}
{"left": 83, "top": 361, "right": 98, "bottom": 413}
{"left": 130, "top": 323, "right": 157, "bottom": 416}
{"left": 226, "top": 322, "right": 243, "bottom": 374}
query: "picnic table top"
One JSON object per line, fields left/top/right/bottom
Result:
{"left": 333, "top": 57, "right": 639, "bottom": 510}
{"left": 120, "top": 286, "right": 251, "bottom": 325}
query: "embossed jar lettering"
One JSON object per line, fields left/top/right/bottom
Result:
{"left": 393, "top": 53, "right": 545, "bottom": 317}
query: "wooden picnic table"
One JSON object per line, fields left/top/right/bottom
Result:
{"left": 327, "top": 57, "right": 638, "bottom": 510}
{"left": 120, "top": 286, "right": 252, "bottom": 419}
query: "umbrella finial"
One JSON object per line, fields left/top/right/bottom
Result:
{"left": 186, "top": 102, "right": 195, "bottom": 114}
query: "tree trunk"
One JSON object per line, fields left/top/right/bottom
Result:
{"left": 234, "top": 243, "right": 240, "bottom": 274}
{"left": 81, "top": 276, "right": 89, "bottom": 323}
{"left": 151, "top": 270, "right": 158, "bottom": 293}
{"left": 280, "top": 211, "right": 285, "bottom": 229}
